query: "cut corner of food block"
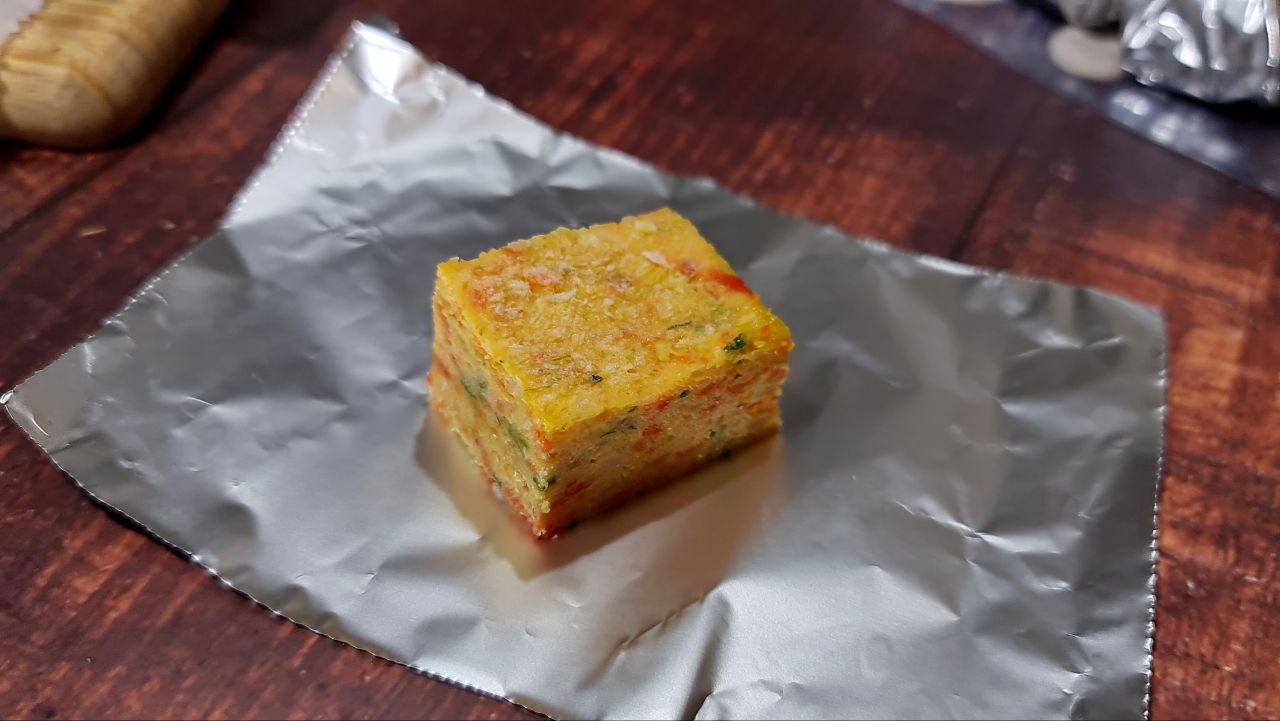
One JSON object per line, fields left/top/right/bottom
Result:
{"left": 429, "top": 208, "right": 793, "bottom": 537}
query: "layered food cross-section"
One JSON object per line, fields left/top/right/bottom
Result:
{"left": 428, "top": 208, "right": 793, "bottom": 537}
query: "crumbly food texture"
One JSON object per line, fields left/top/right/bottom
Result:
{"left": 429, "top": 208, "right": 793, "bottom": 536}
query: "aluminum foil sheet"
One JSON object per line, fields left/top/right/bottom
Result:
{"left": 2, "top": 22, "right": 1164, "bottom": 720}
{"left": 1123, "top": 0, "right": 1280, "bottom": 105}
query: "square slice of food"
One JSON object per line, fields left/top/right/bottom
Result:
{"left": 429, "top": 208, "right": 792, "bottom": 537}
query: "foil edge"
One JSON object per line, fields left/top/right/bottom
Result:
{"left": 1142, "top": 316, "right": 1168, "bottom": 721}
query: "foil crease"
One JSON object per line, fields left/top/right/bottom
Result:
{"left": 2, "top": 22, "right": 1164, "bottom": 720}
{"left": 1122, "top": 0, "right": 1280, "bottom": 105}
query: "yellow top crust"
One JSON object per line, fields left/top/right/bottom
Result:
{"left": 435, "top": 208, "right": 793, "bottom": 431}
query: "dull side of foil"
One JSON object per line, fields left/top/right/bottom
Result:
{"left": 1, "top": 21, "right": 1164, "bottom": 721}
{"left": 1122, "top": 0, "right": 1280, "bottom": 105}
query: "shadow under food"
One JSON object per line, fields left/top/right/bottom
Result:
{"left": 416, "top": 408, "right": 789, "bottom": 582}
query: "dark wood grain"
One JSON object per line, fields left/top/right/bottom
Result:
{"left": 0, "top": 0, "right": 1276, "bottom": 718}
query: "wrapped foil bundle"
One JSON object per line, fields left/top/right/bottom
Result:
{"left": 1122, "top": 0, "right": 1280, "bottom": 105}
{"left": 1052, "top": 0, "right": 1280, "bottom": 105}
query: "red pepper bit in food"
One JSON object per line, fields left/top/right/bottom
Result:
{"left": 430, "top": 357, "right": 455, "bottom": 383}
{"left": 535, "top": 429, "right": 555, "bottom": 453}
{"left": 672, "top": 259, "right": 755, "bottom": 297}
{"left": 706, "top": 270, "right": 755, "bottom": 296}
{"left": 469, "top": 285, "right": 494, "bottom": 309}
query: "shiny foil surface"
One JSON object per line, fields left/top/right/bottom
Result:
{"left": 1122, "top": 0, "right": 1280, "bottom": 105}
{"left": 3, "top": 23, "right": 1164, "bottom": 720}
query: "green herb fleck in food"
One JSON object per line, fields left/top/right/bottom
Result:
{"left": 601, "top": 422, "right": 637, "bottom": 438}
{"left": 532, "top": 474, "right": 557, "bottom": 492}
{"left": 590, "top": 374, "right": 604, "bottom": 383}
{"left": 461, "top": 376, "right": 487, "bottom": 400}
{"left": 724, "top": 334, "right": 747, "bottom": 352}
{"left": 627, "top": 405, "right": 638, "bottom": 413}
{"left": 679, "top": 389, "right": 690, "bottom": 398}
{"left": 505, "top": 421, "right": 528, "bottom": 454}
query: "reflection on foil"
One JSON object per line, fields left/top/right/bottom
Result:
{"left": 2, "top": 21, "right": 1163, "bottom": 720}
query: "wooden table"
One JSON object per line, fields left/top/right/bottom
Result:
{"left": 1, "top": 1, "right": 1276, "bottom": 718}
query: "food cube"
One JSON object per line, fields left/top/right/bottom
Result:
{"left": 429, "top": 208, "right": 792, "bottom": 537}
